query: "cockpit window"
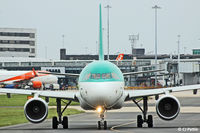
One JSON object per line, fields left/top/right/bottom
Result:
{"left": 83, "top": 73, "right": 91, "bottom": 80}
{"left": 111, "top": 73, "right": 120, "bottom": 80}
{"left": 81, "top": 71, "right": 122, "bottom": 81}
{"left": 102, "top": 73, "right": 111, "bottom": 79}
{"left": 88, "top": 73, "right": 120, "bottom": 80}
{"left": 91, "top": 73, "right": 101, "bottom": 79}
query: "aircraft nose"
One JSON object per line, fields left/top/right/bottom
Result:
{"left": 92, "top": 95, "right": 109, "bottom": 107}
{"left": 80, "top": 82, "right": 123, "bottom": 108}
{"left": 88, "top": 87, "right": 116, "bottom": 107}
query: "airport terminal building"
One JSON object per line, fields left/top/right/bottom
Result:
{"left": 1, "top": 53, "right": 200, "bottom": 89}
{"left": 0, "top": 28, "right": 36, "bottom": 58}
{"left": 0, "top": 41, "right": 200, "bottom": 89}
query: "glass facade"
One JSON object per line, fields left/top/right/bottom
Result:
{"left": 0, "top": 48, "right": 30, "bottom": 52}
{"left": 193, "top": 49, "right": 200, "bottom": 55}
{"left": 0, "top": 29, "right": 36, "bottom": 57}
{"left": 0, "top": 40, "right": 35, "bottom": 45}
{"left": 0, "top": 32, "right": 35, "bottom": 38}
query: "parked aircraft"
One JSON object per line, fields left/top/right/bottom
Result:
{"left": 0, "top": 68, "right": 59, "bottom": 89}
{"left": 0, "top": 4, "right": 200, "bottom": 130}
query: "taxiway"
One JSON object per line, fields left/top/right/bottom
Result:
{"left": 1, "top": 92, "right": 200, "bottom": 133}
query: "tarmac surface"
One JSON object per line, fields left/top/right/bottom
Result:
{"left": 1, "top": 91, "right": 200, "bottom": 133}
{"left": 0, "top": 112, "right": 200, "bottom": 133}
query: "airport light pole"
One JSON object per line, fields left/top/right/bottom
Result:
{"left": 62, "top": 34, "right": 65, "bottom": 48}
{"left": 105, "top": 5, "right": 111, "bottom": 60}
{"left": 184, "top": 47, "right": 186, "bottom": 55}
{"left": 45, "top": 46, "right": 47, "bottom": 59}
{"left": 152, "top": 5, "right": 161, "bottom": 87}
{"left": 177, "top": 35, "right": 181, "bottom": 86}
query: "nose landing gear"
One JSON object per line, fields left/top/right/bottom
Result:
{"left": 97, "top": 107, "right": 107, "bottom": 130}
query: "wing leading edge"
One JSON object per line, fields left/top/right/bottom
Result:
{"left": 38, "top": 72, "right": 79, "bottom": 77}
{"left": 125, "top": 84, "right": 200, "bottom": 101}
{"left": 123, "top": 69, "right": 165, "bottom": 76}
{"left": 0, "top": 88, "right": 79, "bottom": 102}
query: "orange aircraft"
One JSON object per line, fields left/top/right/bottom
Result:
{"left": 0, "top": 68, "right": 59, "bottom": 89}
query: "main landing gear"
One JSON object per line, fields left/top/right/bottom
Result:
{"left": 52, "top": 98, "right": 72, "bottom": 129}
{"left": 97, "top": 107, "right": 107, "bottom": 130}
{"left": 132, "top": 97, "right": 153, "bottom": 128}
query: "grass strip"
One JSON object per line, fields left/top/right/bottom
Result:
{"left": 0, "top": 107, "right": 84, "bottom": 127}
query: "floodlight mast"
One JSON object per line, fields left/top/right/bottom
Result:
{"left": 62, "top": 34, "right": 65, "bottom": 48}
{"left": 177, "top": 35, "right": 181, "bottom": 85}
{"left": 152, "top": 5, "right": 161, "bottom": 87}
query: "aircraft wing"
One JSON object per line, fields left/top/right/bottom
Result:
{"left": 125, "top": 84, "right": 200, "bottom": 101}
{"left": 123, "top": 69, "right": 165, "bottom": 76}
{"left": 38, "top": 72, "right": 79, "bottom": 77}
{"left": 0, "top": 88, "right": 79, "bottom": 102}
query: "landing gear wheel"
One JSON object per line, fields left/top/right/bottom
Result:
{"left": 52, "top": 116, "right": 58, "bottom": 129}
{"left": 53, "top": 99, "right": 72, "bottom": 129}
{"left": 137, "top": 115, "right": 143, "bottom": 128}
{"left": 147, "top": 115, "right": 153, "bottom": 128}
{"left": 104, "top": 121, "right": 107, "bottom": 130}
{"left": 133, "top": 97, "right": 154, "bottom": 128}
{"left": 62, "top": 116, "right": 68, "bottom": 129}
{"left": 97, "top": 121, "right": 101, "bottom": 130}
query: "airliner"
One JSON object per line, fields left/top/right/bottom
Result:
{"left": 0, "top": 69, "right": 59, "bottom": 89}
{"left": 1, "top": 4, "right": 200, "bottom": 130}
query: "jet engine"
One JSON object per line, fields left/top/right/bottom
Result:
{"left": 32, "top": 81, "right": 43, "bottom": 89}
{"left": 24, "top": 97, "right": 48, "bottom": 123}
{"left": 28, "top": 81, "right": 43, "bottom": 89}
{"left": 156, "top": 95, "right": 180, "bottom": 120}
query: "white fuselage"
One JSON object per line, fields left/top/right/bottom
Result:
{"left": 78, "top": 81, "right": 126, "bottom": 110}
{"left": 31, "top": 75, "right": 58, "bottom": 84}
{"left": 0, "top": 71, "right": 58, "bottom": 85}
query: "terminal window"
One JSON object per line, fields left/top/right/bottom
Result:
{"left": 0, "top": 40, "right": 35, "bottom": 45}
{"left": 31, "top": 48, "right": 35, "bottom": 53}
{"left": 0, "top": 32, "right": 35, "bottom": 38}
{"left": 0, "top": 48, "right": 30, "bottom": 52}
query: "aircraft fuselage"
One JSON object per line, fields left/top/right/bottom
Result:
{"left": 77, "top": 60, "right": 126, "bottom": 110}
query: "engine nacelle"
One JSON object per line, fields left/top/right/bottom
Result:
{"left": 24, "top": 97, "right": 48, "bottom": 123}
{"left": 29, "top": 81, "right": 43, "bottom": 89}
{"left": 156, "top": 95, "right": 180, "bottom": 121}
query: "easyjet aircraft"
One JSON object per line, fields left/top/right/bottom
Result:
{"left": 0, "top": 4, "right": 200, "bottom": 130}
{"left": 0, "top": 69, "right": 58, "bottom": 89}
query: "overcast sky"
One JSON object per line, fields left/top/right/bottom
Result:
{"left": 0, "top": 0, "right": 200, "bottom": 59}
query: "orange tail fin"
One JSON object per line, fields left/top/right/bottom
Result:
{"left": 116, "top": 53, "right": 124, "bottom": 61}
{"left": 32, "top": 68, "right": 37, "bottom": 77}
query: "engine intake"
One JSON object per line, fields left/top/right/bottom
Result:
{"left": 24, "top": 97, "right": 48, "bottom": 123}
{"left": 156, "top": 95, "right": 180, "bottom": 121}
